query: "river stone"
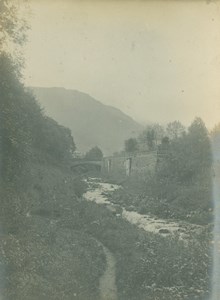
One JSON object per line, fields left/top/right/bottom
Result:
{"left": 177, "top": 228, "right": 186, "bottom": 233}
{"left": 159, "top": 228, "right": 171, "bottom": 234}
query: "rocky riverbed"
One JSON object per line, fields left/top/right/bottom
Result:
{"left": 83, "top": 177, "right": 203, "bottom": 239}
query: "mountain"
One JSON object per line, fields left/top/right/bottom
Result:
{"left": 31, "top": 87, "right": 143, "bottom": 155}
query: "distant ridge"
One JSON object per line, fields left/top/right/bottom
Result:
{"left": 31, "top": 87, "right": 143, "bottom": 155}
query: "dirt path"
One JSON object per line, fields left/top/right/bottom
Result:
{"left": 98, "top": 243, "right": 118, "bottom": 300}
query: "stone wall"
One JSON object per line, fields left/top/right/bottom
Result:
{"left": 102, "top": 152, "right": 157, "bottom": 177}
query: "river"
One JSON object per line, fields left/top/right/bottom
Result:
{"left": 83, "top": 177, "right": 209, "bottom": 300}
{"left": 83, "top": 177, "right": 202, "bottom": 239}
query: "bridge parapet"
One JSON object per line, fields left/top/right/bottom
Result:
{"left": 102, "top": 152, "right": 157, "bottom": 177}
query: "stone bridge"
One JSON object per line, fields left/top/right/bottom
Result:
{"left": 102, "top": 152, "right": 157, "bottom": 177}
{"left": 71, "top": 152, "right": 157, "bottom": 176}
{"left": 71, "top": 160, "right": 102, "bottom": 171}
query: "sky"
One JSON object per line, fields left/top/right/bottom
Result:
{"left": 23, "top": 0, "right": 220, "bottom": 129}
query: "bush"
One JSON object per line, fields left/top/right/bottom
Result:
{"left": 74, "top": 200, "right": 212, "bottom": 300}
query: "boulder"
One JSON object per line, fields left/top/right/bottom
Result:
{"left": 159, "top": 228, "right": 171, "bottom": 234}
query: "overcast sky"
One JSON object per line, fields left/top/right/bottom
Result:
{"left": 23, "top": 0, "right": 220, "bottom": 129}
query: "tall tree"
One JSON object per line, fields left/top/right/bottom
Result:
{"left": 156, "top": 117, "right": 212, "bottom": 211}
{"left": 211, "top": 123, "right": 220, "bottom": 159}
{"left": 0, "top": 6, "right": 30, "bottom": 182}
{"left": 124, "top": 138, "right": 138, "bottom": 153}
{"left": 85, "top": 146, "right": 103, "bottom": 161}
{"left": 139, "top": 124, "right": 164, "bottom": 150}
{"left": 187, "top": 117, "right": 212, "bottom": 174}
{"left": 166, "top": 121, "right": 185, "bottom": 140}
{"left": 152, "top": 123, "right": 165, "bottom": 145}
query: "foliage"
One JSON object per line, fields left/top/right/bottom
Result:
{"left": 124, "top": 138, "right": 138, "bottom": 153}
{"left": 72, "top": 176, "right": 88, "bottom": 197}
{"left": 0, "top": 0, "right": 27, "bottom": 48}
{"left": 85, "top": 146, "right": 103, "bottom": 161}
{"left": 0, "top": 3, "right": 103, "bottom": 299}
{"left": 0, "top": 4, "right": 213, "bottom": 300}
{"left": 0, "top": 0, "right": 30, "bottom": 182}
{"left": 127, "top": 122, "right": 185, "bottom": 153}
{"left": 35, "top": 116, "right": 76, "bottom": 163}
{"left": 0, "top": 55, "right": 32, "bottom": 182}
{"left": 110, "top": 117, "right": 213, "bottom": 223}
{"left": 138, "top": 123, "right": 164, "bottom": 151}
{"left": 0, "top": 0, "right": 29, "bottom": 78}
{"left": 137, "top": 121, "right": 185, "bottom": 152}
{"left": 210, "top": 122, "right": 220, "bottom": 160}
{"left": 1, "top": 164, "right": 105, "bottom": 300}
{"left": 0, "top": 64, "right": 75, "bottom": 182}
{"left": 0, "top": 32, "right": 75, "bottom": 181}
{"left": 156, "top": 118, "right": 212, "bottom": 210}
{"left": 166, "top": 120, "right": 185, "bottom": 140}
{"left": 211, "top": 122, "right": 220, "bottom": 142}
{"left": 77, "top": 199, "right": 212, "bottom": 300}
{"left": 142, "top": 128, "right": 155, "bottom": 150}
{"left": 174, "top": 118, "right": 210, "bottom": 180}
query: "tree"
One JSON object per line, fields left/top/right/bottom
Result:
{"left": 85, "top": 146, "right": 103, "bottom": 161}
{"left": 211, "top": 123, "right": 220, "bottom": 138}
{"left": 124, "top": 138, "right": 138, "bottom": 153}
{"left": 210, "top": 123, "right": 220, "bottom": 159}
{"left": 161, "top": 118, "right": 211, "bottom": 183}
{"left": 152, "top": 123, "right": 165, "bottom": 145}
{"left": 37, "top": 117, "right": 76, "bottom": 163}
{"left": 187, "top": 117, "right": 212, "bottom": 173}
{"left": 0, "top": 55, "right": 32, "bottom": 181}
{"left": 0, "top": 0, "right": 29, "bottom": 182}
{"left": 166, "top": 121, "right": 185, "bottom": 140}
{"left": 155, "top": 118, "right": 212, "bottom": 212}
{"left": 0, "top": 1, "right": 28, "bottom": 53}
{"left": 139, "top": 124, "right": 165, "bottom": 151}
{"left": 139, "top": 128, "right": 155, "bottom": 150}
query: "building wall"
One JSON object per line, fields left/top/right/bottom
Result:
{"left": 102, "top": 152, "right": 157, "bottom": 177}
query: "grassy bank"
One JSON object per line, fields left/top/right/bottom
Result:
{"left": 0, "top": 163, "right": 105, "bottom": 300}
{"left": 72, "top": 198, "right": 212, "bottom": 300}
{"left": 103, "top": 172, "right": 214, "bottom": 225}
{"left": 0, "top": 162, "right": 213, "bottom": 300}
{"left": 0, "top": 161, "right": 213, "bottom": 300}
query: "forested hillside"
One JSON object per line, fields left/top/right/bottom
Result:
{"left": 31, "top": 87, "right": 142, "bottom": 155}
{"left": 0, "top": 3, "right": 105, "bottom": 298}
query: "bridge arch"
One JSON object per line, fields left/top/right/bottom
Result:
{"left": 71, "top": 160, "right": 102, "bottom": 172}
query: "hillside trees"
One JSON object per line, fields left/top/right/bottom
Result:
{"left": 42, "top": 117, "right": 76, "bottom": 162}
{"left": 122, "top": 117, "right": 212, "bottom": 221}
{"left": 187, "top": 118, "right": 212, "bottom": 175}
{"left": 139, "top": 128, "right": 155, "bottom": 150}
{"left": 85, "top": 146, "right": 103, "bottom": 161}
{"left": 165, "top": 118, "right": 211, "bottom": 183}
{"left": 124, "top": 138, "right": 138, "bottom": 153}
{"left": 0, "top": 0, "right": 77, "bottom": 183}
{"left": 166, "top": 121, "right": 185, "bottom": 140}
{"left": 0, "top": 0, "right": 38, "bottom": 182}
{"left": 0, "top": 0, "right": 28, "bottom": 54}
{"left": 0, "top": 53, "right": 33, "bottom": 182}
{"left": 210, "top": 123, "right": 220, "bottom": 160}
{"left": 156, "top": 117, "right": 212, "bottom": 212}
{"left": 138, "top": 124, "right": 164, "bottom": 151}
{"left": 0, "top": 55, "right": 77, "bottom": 182}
